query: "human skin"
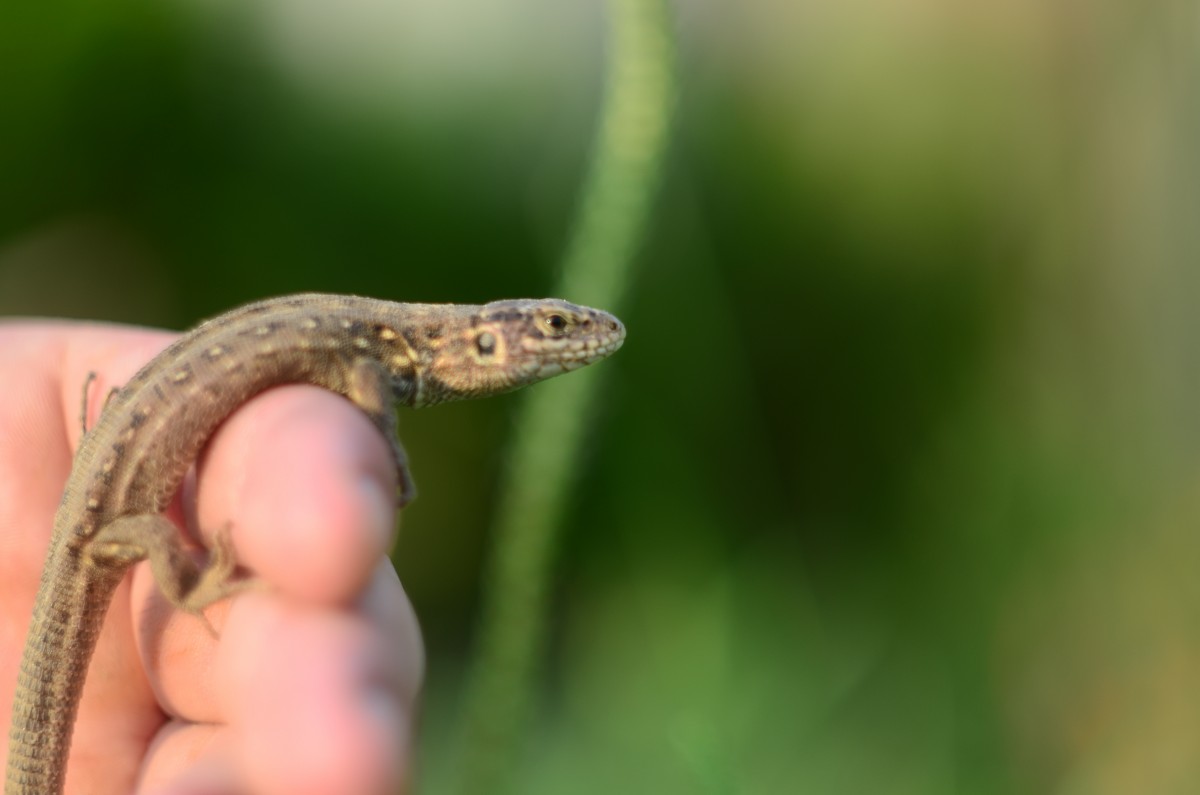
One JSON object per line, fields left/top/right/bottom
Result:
{"left": 0, "top": 320, "right": 422, "bottom": 795}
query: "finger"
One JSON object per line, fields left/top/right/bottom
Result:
{"left": 0, "top": 325, "right": 78, "bottom": 610}
{"left": 194, "top": 384, "right": 400, "bottom": 604}
{"left": 139, "top": 565, "right": 422, "bottom": 795}
{"left": 136, "top": 385, "right": 405, "bottom": 717}
{"left": 0, "top": 324, "right": 180, "bottom": 795}
{"left": 221, "top": 569, "right": 421, "bottom": 795}
{"left": 0, "top": 324, "right": 174, "bottom": 601}
{"left": 137, "top": 723, "right": 235, "bottom": 795}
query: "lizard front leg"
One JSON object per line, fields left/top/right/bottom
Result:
{"left": 347, "top": 357, "right": 417, "bottom": 507}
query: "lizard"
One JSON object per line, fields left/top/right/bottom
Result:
{"left": 4, "top": 292, "right": 625, "bottom": 795}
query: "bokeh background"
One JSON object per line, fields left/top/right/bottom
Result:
{"left": 4, "top": 1, "right": 1200, "bottom": 793}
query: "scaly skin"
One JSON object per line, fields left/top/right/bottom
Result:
{"left": 5, "top": 293, "right": 625, "bottom": 795}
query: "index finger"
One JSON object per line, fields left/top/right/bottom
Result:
{"left": 193, "top": 384, "right": 402, "bottom": 605}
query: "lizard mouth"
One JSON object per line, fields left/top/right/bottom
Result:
{"left": 531, "top": 323, "right": 625, "bottom": 378}
{"left": 548, "top": 318, "right": 624, "bottom": 363}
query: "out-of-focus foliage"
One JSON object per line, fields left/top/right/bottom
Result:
{"left": 3, "top": 1, "right": 1199, "bottom": 793}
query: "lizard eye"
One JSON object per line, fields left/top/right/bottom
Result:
{"left": 544, "top": 314, "right": 569, "bottom": 334}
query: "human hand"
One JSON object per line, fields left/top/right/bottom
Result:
{"left": 0, "top": 319, "right": 422, "bottom": 795}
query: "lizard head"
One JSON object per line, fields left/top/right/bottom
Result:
{"left": 415, "top": 298, "right": 625, "bottom": 406}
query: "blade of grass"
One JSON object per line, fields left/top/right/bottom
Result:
{"left": 453, "top": 1, "right": 676, "bottom": 792}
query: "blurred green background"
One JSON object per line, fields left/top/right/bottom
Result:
{"left": 4, "top": 1, "right": 1200, "bottom": 793}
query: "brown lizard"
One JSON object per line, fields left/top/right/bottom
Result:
{"left": 4, "top": 293, "right": 625, "bottom": 795}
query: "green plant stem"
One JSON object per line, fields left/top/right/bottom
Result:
{"left": 453, "top": 0, "right": 675, "bottom": 792}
